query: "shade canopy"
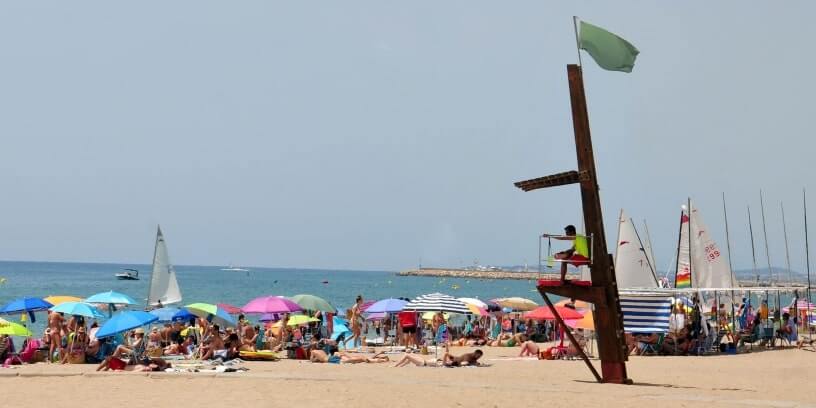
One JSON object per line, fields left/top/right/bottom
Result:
{"left": 50, "top": 302, "right": 105, "bottom": 319}
{"left": 242, "top": 296, "right": 302, "bottom": 314}
{"left": 185, "top": 303, "right": 237, "bottom": 327}
{"left": 0, "top": 317, "right": 33, "bottom": 336}
{"left": 95, "top": 311, "right": 158, "bottom": 338}
{"left": 403, "top": 293, "right": 470, "bottom": 314}
{"left": 493, "top": 297, "right": 539, "bottom": 311}
{"left": 289, "top": 294, "right": 335, "bottom": 313}
{"left": 85, "top": 291, "right": 137, "bottom": 305}
{"left": 0, "top": 297, "right": 53, "bottom": 314}
{"left": 149, "top": 307, "right": 195, "bottom": 323}
{"left": 524, "top": 306, "right": 584, "bottom": 321}
{"left": 365, "top": 298, "right": 407, "bottom": 314}
{"left": 277, "top": 314, "right": 319, "bottom": 327}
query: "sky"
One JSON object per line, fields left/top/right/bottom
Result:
{"left": 1, "top": 2, "right": 815, "bottom": 273}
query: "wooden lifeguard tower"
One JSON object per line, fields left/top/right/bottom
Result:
{"left": 514, "top": 64, "right": 630, "bottom": 384}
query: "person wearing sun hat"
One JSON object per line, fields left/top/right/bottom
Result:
{"left": 110, "top": 327, "right": 145, "bottom": 361}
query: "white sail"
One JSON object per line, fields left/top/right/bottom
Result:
{"left": 147, "top": 226, "right": 182, "bottom": 306}
{"left": 689, "top": 202, "right": 736, "bottom": 289}
{"left": 614, "top": 210, "right": 658, "bottom": 289}
{"left": 675, "top": 208, "right": 692, "bottom": 288}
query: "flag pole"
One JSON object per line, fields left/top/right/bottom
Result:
{"left": 572, "top": 16, "right": 583, "bottom": 67}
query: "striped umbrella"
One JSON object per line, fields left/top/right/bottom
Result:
{"left": 403, "top": 293, "right": 470, "bottom": 314}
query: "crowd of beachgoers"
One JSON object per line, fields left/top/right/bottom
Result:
{"left": 1, "top": 293, "right": 813, "bottom": 374}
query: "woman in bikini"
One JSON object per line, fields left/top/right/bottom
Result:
{"left": 47, "top": 311, "right": 64, "bottom": 363}
{"left": 348, "top": 295, "right": 364, "bottom": 349}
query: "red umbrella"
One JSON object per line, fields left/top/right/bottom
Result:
{"left": 524, "top": 306, "right": 584, "bottom": 321}
{"left": 217, "top": 303, "right": 242, "bottom": 315}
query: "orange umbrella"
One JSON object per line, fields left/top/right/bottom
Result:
{"left": 554, "top": 299, "right": 591, "bottom": 310}
{"left": 44, "top": 296, "right": 83, "bottom": 306}
{"left": 566, "top": 310, "right": 595, "bottom": 330}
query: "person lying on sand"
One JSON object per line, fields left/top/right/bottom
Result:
{"left": 442, "top": 345, "right": 483, "bottom": 367}
{"left": 488, "top": 333, "right": 525, "bottom": 347}
{"left": 393, "top": 353, "right": 440, "bottom": 367}
{"left": 518, "top": 340, "right": 539, "bottom": 357}
{"left": 96, "top": 356, "right": 171, "bottom": 372}
{"left": 309, "top": 350, "right": 390, "bottom": 364}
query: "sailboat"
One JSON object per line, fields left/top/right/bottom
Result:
{"left": 147, "top": 225, "right": 182, "bottom": 307}
{"left": 614, "top": 209, "right": 659, "bottom": 289}
{"left": 674, "top": 202, "right": 737, "bottom": 290}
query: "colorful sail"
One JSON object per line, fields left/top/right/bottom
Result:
{"left": 147, "top": 226, "right": 182, "bottom": 306}
{"left": 614, "top": 210, "right": 658, "bottom": 288}
{"left": 689, "top": 203, "right": 736, "bottom": 289}
{"left": 675, "top": 209, "right": 692, "bottom": 288}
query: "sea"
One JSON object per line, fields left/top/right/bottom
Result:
{"left": 0, "top": 260, "right": 537, "bottom": 343}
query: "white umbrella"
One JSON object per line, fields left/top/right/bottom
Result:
{"left": 404, "top": 293, "right": 470, "bottom": 314}
{"left": 457, "top": 297, "right": 488, "bottom": 309}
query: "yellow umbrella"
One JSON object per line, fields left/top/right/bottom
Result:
{"left": 494, "top": 297, "right": 539, "bottom": 311}
{"left": 566, "top": 311, "right": 595, "bottom": 330}
{"left": 270, "top": 315, "right": 319, "bottom": 327}
{"left": 44, "top": 296, "right": 83, "bottom": 306}
{"left": 0, "top": 317, "right": 33, "bottom": 336}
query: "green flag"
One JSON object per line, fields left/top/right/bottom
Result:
{"left": 579, "top": 21, "right": 639, "bottom": 73}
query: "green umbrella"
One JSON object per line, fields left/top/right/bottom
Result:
{"left": 289, "top": 294, "right": 335, "bottom": 313}
{"left": 0, "top": 317, "right": 33, "bottom": 336}
{"left": 184, "top": 303, "right": 237, "bottom": 327}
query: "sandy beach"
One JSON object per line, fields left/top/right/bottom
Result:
{"left": 2, "top": 345, "right": 813, "bottom": 408}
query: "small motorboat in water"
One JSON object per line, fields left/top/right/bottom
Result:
{"left": 115, "top": 268, "right": 139, "bottom": 280}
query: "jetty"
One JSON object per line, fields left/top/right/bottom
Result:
{"left": 398, "top": 267, "right": 568, "bottom": 281}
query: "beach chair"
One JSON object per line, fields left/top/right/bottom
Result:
{"left": 639, "top": 334, "right": 665, "bottom": 356}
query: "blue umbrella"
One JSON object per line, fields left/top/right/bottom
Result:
{"left": 85, "top": 291, "right": 137, "bottom": 305}
{"left": 149, "top": 307, "right": 195, "bottom": 323}
{"left": 50, "top": 301, "right": 105, "bottom": 319}
{"left": 0, "top": 297, "right": 53, "bottom": 323}
{"left": 331, "top": 315, "right": 352, "bottom": 342}
{"left": 96, "top": 311, "right": 158, "bottom": 338}
{"left": 365, "top": 298, "right": 407, "bottom": 314}
{"left": 85, "top": 291, "right": 138, "bottom": 317}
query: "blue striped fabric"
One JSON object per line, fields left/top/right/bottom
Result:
{"left": 620, "top": 296, "right": 672, "bottom": 334}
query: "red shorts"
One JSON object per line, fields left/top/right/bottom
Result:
{"left": 108, "top": 357, "right": 127, "bottom": 371}
{"left": 567, "top": 254, "right": 589, "bottom": 267}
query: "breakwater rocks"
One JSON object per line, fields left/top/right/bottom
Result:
{"left": 397, "top": 268, "right": 571, "bottom": 281}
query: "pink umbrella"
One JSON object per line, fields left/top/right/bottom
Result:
{"left": 242, "top": 296, "right": 302, "bottom": 314}
{"left": 359, "top": 300, "right": 376, "bottom": 312}
{"left": 217, "top": 303, "right": 242, "bottom": 314}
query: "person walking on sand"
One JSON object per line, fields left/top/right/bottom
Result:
{"left": 348, "top": 295, "right": 364, "bottom": 350}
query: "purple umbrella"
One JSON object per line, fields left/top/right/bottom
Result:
{"left": 365, "top": 298, "right": 407, "bottom": 314}
{"left": 242, "top": 296, "right": 302, "bottom": 314}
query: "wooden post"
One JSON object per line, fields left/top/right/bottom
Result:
{"left": 566, "top": 64, "right": 629, "bottom": 383}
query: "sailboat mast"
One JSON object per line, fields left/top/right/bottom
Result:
{"left": 748, "top": 206, "right": 759, "bottom": 285}
{"left": 722, "top": 193, "right": 736, "bottom": 330}
{"left": 613, "top": 209, "right": 624, "bottom": 272}
{"left": 804, "top": 189, "right": 812, "bottom": 328}
{"left": 643, "top": 219, "right": 658, "bottom": 279}
{"left": 688, "top": 198, "right": 693, "bottom": 289}
{"left": 674, "top": 209, "right": 684, "bottom": 288}
{"left": 781, "top": 202, "right": 793, "bottom": 286}
{"left": 631, "top": 217, "right": 659, "bottom": 285}
{"left": 760, "top": 191, "right": 773, "bottom": 286}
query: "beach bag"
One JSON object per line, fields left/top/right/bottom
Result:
{"left": 540, "top": 347, "right": 556, "bottom": 360}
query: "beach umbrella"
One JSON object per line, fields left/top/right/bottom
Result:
{"left": 464, "top": 304, "right": 489, "bottom": 317}
{"left": 403, "top": 293, "right": 470, "bottom": 314}
{"left": 524, "top": 306, "right": 584, "bottom": 321}
{"left": 95, "top": 311, "right": 158, "bottom": 338}
{"left": 50, "top": 302, "right": 106, "bottom": 319}
{"left": 0, "top": 318, "right": 33, "bottom": 337}
{"left": 85, "top": 291, "right": 137, "bottom": 305}
{"left": 331, "top": 316, "right": 352, "bottom": 342}
{"left": 358, "top": 300, "right": 376, "bottom": 312}
{"left": 44, "top": 296, "right": 83, "bottom": 306}
{"left": 493, "top": 297, "right": 539, "bottom": 311}
{"left": 242, "top": 296, "right": 302, "bottom": 314}
{"left": 421, "top": 311, "right": 451, "bottom": 321}
{"left": 289, "top": 294, "right": 335, "bottom": 313}
{"left": 0, "top": 297, "right": 53, "bottom": 314}
{"left": 216, "top": 303, "right": 243, "bottom": 314}
{"left": 365, "top": 312, "right": 387, "bottom": 321}
{"left": 365, "top": 298, "right": 407, "bottom": 314}
{"left": 458, "top": 297, "right": 488, "bottom": 309}
{"left": 185, "top": 303, "right": 237, "bottom": 327}
{"left": 149, "top": 307, "right": 195, "bottom": 323}
{"left": 278, "top": 315, "right": 319, "bottom": 327}
{"left": 565, "top": 311, "right": 596, "bottom": 330}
